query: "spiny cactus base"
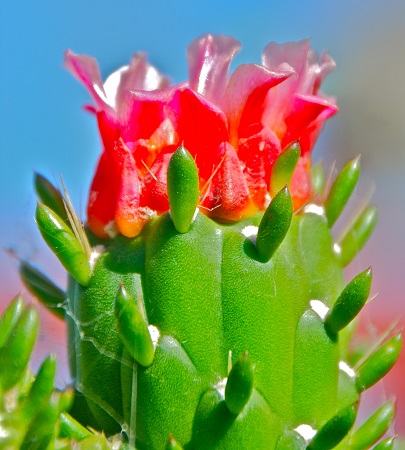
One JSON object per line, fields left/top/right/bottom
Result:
{"left": 6, "top": 150, "right": 400, "bottom": 449}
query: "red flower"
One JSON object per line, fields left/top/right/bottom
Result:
{"left": 64, "top": 34, "right": 337, "bottom": 238}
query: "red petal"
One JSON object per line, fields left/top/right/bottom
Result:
{"left": 113, "top": 140, "right": 146, "bottom": 237}
{"left": 87, "top": 151, "right": 119, "bottom": 239}
{"left": 169, "top": 88, "right": 228, "bottom": 182}
{"left": 238, "top": 125, "right": 282, "bottom": 209}
{"left": 121, "top": 89, "right": 171, "bottom": 142}
{"left": 97, "top": 111, "right": 122, "bottom": 152}
{"left": 187, "top": 33, "right": 241, "bottom": 103}
{"left": 140, "top": 151, "right": 173, "bottom": 212}
{"left": 200, "top": 143, "right": 254, "bottom": 221}
{"left": 281, "top": 94, "right": 338, "bottom": 152}
{"left": 290, "top": 153, "right": 312, "bottom": 210}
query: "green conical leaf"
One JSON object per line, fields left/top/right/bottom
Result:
{"left": 270, "top": 142, "right": 300, "bottom": 195}
{"left": 21, "top": 354, "right": 57, "bottom": 420}
{"left": 166, "top": 434, "right": 184, "bottom": 449}
{"left": 20, "top": 261, "right": 66, "bottom": 319}
{"left": 114, "top": 286, "right": 155, "bottom": 367}
{"left": 325, "top": 157, "right": 360, "bottom": 227}
{"left": 225, "top": 351, "right": 254, "bottom": 415}
{"left": 34, "top": 173, "right": 68, "bottom": 222}
{"left": 350, "top": 401, "right": 395, "bottom": 449}
{"left": 0, "top": 296, "right": 25, "bottom": 347}
{"left": 22, "top": 392, "right": 61, "bottom": 450}
{"left": 309, "top": 403, "right": 357, "bottom": 450}
{"left": 256, "top": 186, "right": 293, "bottom": 263}
{"left": 372, "top": 436, "right": 397, "bottom": 449}
{"left": 36, "top": 203, "right": 91, "bottom": 286}
{"left": 311, "top": 162, "right": 326, "bottom": 196}
{"left": 167, "top": 146, "right": 199, "bottom": 233}
{"left": 357, "top": 333, "right": 402, "bottom": 391}
{"left": 337, "top": 205, "right": 377, "bottom": 267}
{"left": 59, "top": 412, "right": 92, "bottom": 440}
{"left": 0, "top": 306, "right": 39, "bottom": 391}
{"left": 325, "top": 268, "right": 372, "bottom": 334}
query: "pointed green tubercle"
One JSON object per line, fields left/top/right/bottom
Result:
{"left": 225, "top": 351, "right": 254, "bottom": 415}
{"left": 309, "top": 403, "right": 357, "bottom": 450}
{"left": 20, "top": 260, "right": 66, "bottom": 319}
{"left": 325, "top": 157, "right": 360, "bottom": 227}
{"left": 372, "top": 436, "right": 397, "bottom": 449}
{"left": 337, "top": 205, "right": 378, "bottom": 267}
{"left": 167, "top": 146, "right": 199, "bottom": 233}
{"left": 114, "top": 286, "right": 155, "bottom": 367}
{"left": 35, "top": 172, "right": 68, "bottom": 222}
{"left": 36, "top": 203, "right": 91, "bottom": 286}
{"left": 325, "top": 268, "right": 372, "bottom": 334}
{"left": 59, "top": 412, "right": 93, "bottom": 440}
{"left": 166, "top": 435, "right": 184, "bottom": 449}
{"left": 350, "top": 401, "right": 395, "bottom": 449}
{"left": 270, "top": 142, "right": 300, "bottom": 196}
{"left": 21, "top": 354, "right": 57, "bottom": 419}
{"left": 356, "top": 333, "right": 402, "bottom": 391}
{"left": 311, "top": 162, "right": 326, "bottom": 196}
{"left": 256, "top": 186, "right": 293, "bottom": 263}
{"left": 0, "top": 306, "right": 39, "bottom": 391}
{"left": 0, "top": 296, "right": 25, "bottom": 347}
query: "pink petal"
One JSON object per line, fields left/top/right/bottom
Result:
{"left": 187, "top": 33, "right": 241, "bottom": 104}
{"left": 168, "top": 87, "right": 228, "bottom": 182}
{"left": 200, "top": 142, "right": 253, "bottom": 221}
{"left": 63, "top": 50, "right": 111, "bottom": 112}
{"left": 104, "top": 52, "right": 171, "bottom": 116}
{"left": 222, "top": 64, "right": 293, "bottom": 145}
{"left": 262, "top": 40, "right": 310, "bottom": 80}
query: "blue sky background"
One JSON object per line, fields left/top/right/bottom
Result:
{"left": 1, "top": 0, "right": 405, "bottom": 427}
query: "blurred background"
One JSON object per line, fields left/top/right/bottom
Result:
{"left": 1, "top": 0, "right": 404, "bottom": 438}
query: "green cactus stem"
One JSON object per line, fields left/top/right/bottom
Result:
{"left": 16, "top": 154, "right": 401, "bottom": 449}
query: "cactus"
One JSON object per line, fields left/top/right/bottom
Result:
{"left": 2, "top": 34, "right": 400, "bottom": 448}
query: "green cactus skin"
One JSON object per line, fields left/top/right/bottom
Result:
{"left": 20, "top": 152, "right": 402, "bottom": 449}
